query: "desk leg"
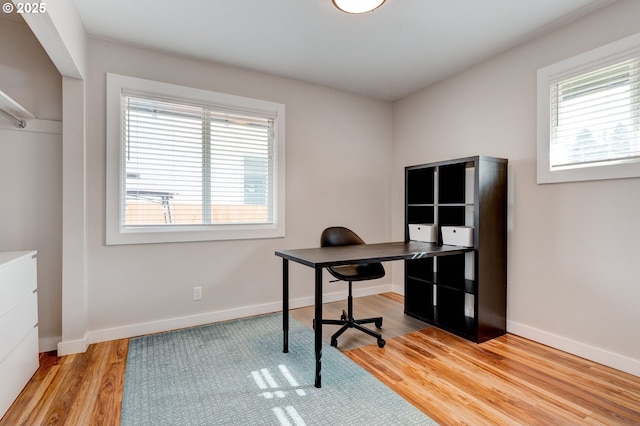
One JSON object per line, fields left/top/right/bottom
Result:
{"left": 314, "top": 267, "right": 323, "bottom": 388}
{"left": 282, "top": 259, "right": 289, "bottom": 353}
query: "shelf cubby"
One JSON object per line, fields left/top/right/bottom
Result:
{"left": 407, "top": 206, "right": 435, "bottom": 225}
{"left": 407, "top": 167, "right": 435, "bottom": 205}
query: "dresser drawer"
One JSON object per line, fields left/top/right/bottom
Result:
{"left": 0, "top": 327, "right": 39, "bottom": 418}
{"left": 0, "top": 253, "right": 37, "bottom": 316}
{"left": 0, "top": 292, "right": 38, "bottom": 363}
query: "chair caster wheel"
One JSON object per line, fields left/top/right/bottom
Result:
{"left": 331, "top": 337, "right": 338, "bottom": 347}
{"left": 377, "top": 338, "right": 386, "bottom": 348}
{"left": 375, "top": 320, "right": 383, "bottom": 328}
{"left": 341, "top": 310, "right": 347, "bottom": 322}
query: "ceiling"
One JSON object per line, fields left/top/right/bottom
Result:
{"left": 72, "top": 0, "right": 614, "bottom": 101}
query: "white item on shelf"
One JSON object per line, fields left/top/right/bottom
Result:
{"left": 441, "top": 226, "right": 474, "bottom": 247}
{"left": 408, "top": 224, "right": 437, "bottom": 242}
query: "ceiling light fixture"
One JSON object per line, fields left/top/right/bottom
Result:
{"left": 332, "top": 0, "right": 386, "bottom": 14}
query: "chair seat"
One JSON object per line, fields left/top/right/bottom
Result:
{"left": 328, "top": 263, "right": 385, "bottom": 282}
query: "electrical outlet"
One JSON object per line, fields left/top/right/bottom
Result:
{"left": 193, "top": 286, "right": 202, "bottom": 301}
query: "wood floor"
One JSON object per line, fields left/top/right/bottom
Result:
{"left": 291, "top": 291, "right": 429, "bottom": 351}
{"left": 2, "top": 294, "right": 640, "bottom": 425}
{"left": 0, "top": 339, "right": 130, "bottom": 426}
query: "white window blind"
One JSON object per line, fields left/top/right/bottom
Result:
{"left": 550, "top": 57, "right": 640, "bottom": 170}
{"left": 123, "top": 93, "right": 275, "bottom": 227}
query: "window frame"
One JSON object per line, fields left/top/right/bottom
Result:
{"left": 537, "top": 32, "right": 640, "bottom": 184}
{"left": 106, "top": 73, "right": 285, "bottom": 245}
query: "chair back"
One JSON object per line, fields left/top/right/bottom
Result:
{"left": 321, "top": 226, "right": 365, "bottom": 248}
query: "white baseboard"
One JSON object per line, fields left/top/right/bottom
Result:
{"left": 507, "top": 320, "right": 640, "bottom": 377}
{"left": 332, "top": 283, "right": 393, "bottom": 303}
{"left": 57, "top": 336, "right": 88, "bottom": 356}
{"left": 391, "top": 283, "right": 404, "bottom": 295}
{"left": 52, "top": 288, "right": 640, "bottom": 380}
{"left": 39, "top": 335, "right": 62, "bottom": 353}
{"left": 81, "top": 284, "right": 394, "bottom": 350}
{"left": 87, "top": 301, "right": 284, "bottom": 346}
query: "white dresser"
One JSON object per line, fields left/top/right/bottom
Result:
{"left": 0, "top": 251, "right": 38, "bottom": 419}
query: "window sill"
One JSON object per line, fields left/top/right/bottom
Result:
{"left": 106, "top": 223, "right": 285, "bottom": 245}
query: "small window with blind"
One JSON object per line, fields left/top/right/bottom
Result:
{"left": 106, "top": 74, "right": 285, "bottom": 245}
{"left": 537, "top": 32, "right": 640, "bottom": 184}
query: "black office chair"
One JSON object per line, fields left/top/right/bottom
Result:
{"left": 320, "top": 226, "right": 386, "bottom": 348}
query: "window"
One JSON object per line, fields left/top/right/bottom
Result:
{"left": 537, "top": 32, "right": 640, "bottom": 184}
{"left": 106, "top": 74, "right": 285, "bottom": 244}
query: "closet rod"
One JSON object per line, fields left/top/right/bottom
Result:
{"left": 0, "top": 108, "right": 26, "bottom": 128}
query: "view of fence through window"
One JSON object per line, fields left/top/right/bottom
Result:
{"left": 550, "top": 57, "right": 640, "bottom": 170}
{"left": 123, "top": 95, "right": 273, "bottom": 226}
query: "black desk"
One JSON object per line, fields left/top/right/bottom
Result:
{"left": 275, "top": 241, "right": 471, "bottom": 388}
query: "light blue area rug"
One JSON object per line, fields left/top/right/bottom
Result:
{"left": 121, "top": 313, "right": 436, "bottom": 425}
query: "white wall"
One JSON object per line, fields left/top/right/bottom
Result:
{"left": 84, "top": 39, "right": 393, "bottom": 341}
{"left": 0, "top": 17, "right": 62, "bottom": 351}
{"left": 391, "top": 0, "right": 640, "bottom": 375}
